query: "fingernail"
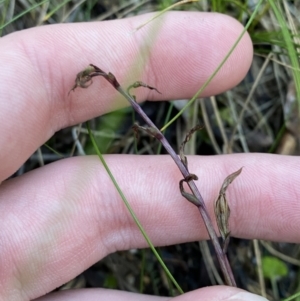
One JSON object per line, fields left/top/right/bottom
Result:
{"left": 227, "top": 292, "right": 270, "bottom": 301}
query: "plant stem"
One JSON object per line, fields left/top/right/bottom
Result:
{"left": 72, "top": 64, "right": 236, "bottom": 286}
{"left": 123, "top": 87, "right": 236, "bottom": 286}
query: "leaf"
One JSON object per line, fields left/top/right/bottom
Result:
{"left": 262, "top": 256, "right": 288, "bottom": 279}
{"left": 104, "top": 274, "right": 118, "bottom": 289}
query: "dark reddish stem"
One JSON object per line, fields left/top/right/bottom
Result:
{"left": 72, "top": 64, "right": 236, "bottom": 286}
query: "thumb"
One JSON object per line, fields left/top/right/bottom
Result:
{"left": 173, "top": 286, "right": 269, "bottom": 301}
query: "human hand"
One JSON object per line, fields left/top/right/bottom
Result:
{"left": 1, "top": 11, "right": 298, "bottom": 301}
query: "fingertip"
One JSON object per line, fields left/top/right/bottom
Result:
{"left": 214, "top": 14, "right": 253, "bottom": 91}
{"left": 185, "top": 12, "right": 253, "bottom": 95}
{"left": 126, "top": 12, "right": 254, "bottom": 99}
{"left": 173, "top": 286, "right": 268, "bottom": 301}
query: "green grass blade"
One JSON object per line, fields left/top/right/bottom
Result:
{"left": 0, "top": 0, "right": 49, "bottom": 31}
{"left": 86, "top": 121, "right": 184, "bottom": 294}
{"left": 139, "top": 248, "right": 146, "bottom": 293}
{"left": 161, "top": 0, "right": 264, "bottom": 132}
{"left": 43, "top": 143, "right": 64, "bottom": 157}
{"left": 268, "top": 124, "right": 285, "bottom": 153}
{"left": 43, "top": 0, "right": 74, "bottom": 22}
{"left": 131, "top": 0, "right": 198, "bottom": 33}
{"left": 282, "top": 291, "right": 300, "bottom": 301}
{"left": 268, "top": 0, "right": 300, "bottom": 112}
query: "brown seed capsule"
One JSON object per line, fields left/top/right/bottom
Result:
{"left": 215, "top": 192, "right": 230, "bottom": 252}
{"left": 214, "top": 167, "right": 242, "bottom": 253}
{"left": 68, "top": 65, "right": 96, "bottom": 94}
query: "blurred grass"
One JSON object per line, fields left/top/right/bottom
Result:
{"left": 1, "top": 0, "right": 300, "bottom": 300}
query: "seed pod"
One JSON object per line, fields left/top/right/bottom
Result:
{"left": 68, "top": 65, "right": 96, "bottom": 94}
{"left": 214, "top": 167, "right": 242, "bottom": 253}
{"left": 179, "top": 124, "right": 203, "bottom": 168}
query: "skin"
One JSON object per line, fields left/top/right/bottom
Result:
{"left": 0, "top": 11, "right": 298, "bottom": 301}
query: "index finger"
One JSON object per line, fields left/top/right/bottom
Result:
{"left": 0, "top": 11, "right": 253, "bottom": 181}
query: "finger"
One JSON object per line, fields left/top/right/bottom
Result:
{"left": 0, "top": 11, "right": 253, "bottom": 181}
{"left": 34, "top": 288, "right": 167, "bottom": 301}
{"left": 0, "top": 153, "right": 299, "bottom": 299}
{"left": 34, "top": 287, "right": 267, "bottom": 301}
{"left": 172, "top": 287, "right": 268, "bottom": 301}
